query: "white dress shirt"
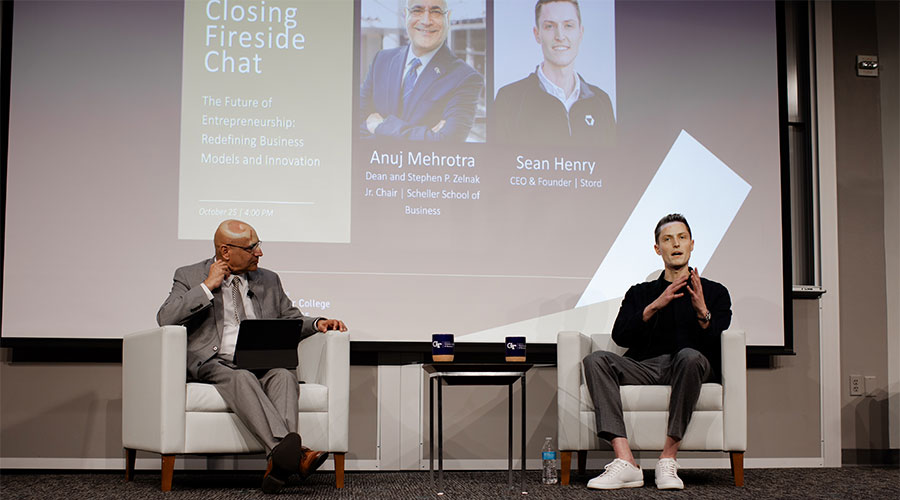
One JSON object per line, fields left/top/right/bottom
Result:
{"left": 200, "top": 273, "right": 256, "bottom": 362}
{"left": 537, "top": 63, "right": 582, "bottom": 112}
{"left": 404, "top": 44, "right": 440, "bottom": 82}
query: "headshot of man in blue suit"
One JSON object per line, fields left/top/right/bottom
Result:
{"left": 359, "top": 0, "right": 484, "bottom": 142}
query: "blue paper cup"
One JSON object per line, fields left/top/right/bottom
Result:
{"left": 432, "top": 333, "right": 455, "bottom": 362}
{"left": 505, "top": 336, "right": 526, "bottom": 362}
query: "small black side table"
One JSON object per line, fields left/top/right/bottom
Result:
{"left": 424, "top": 363, "right": 533, "bottom": 496}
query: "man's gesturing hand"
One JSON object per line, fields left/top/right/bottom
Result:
{"left": 203, "top": 260, "right": 231, "bottom": 291}
{"left": 316, "top": 318, "right": 348, "bottom": 333}
{"left": 642, "top": 274, "right": 689, "bottom": 322}
{"left": 687, "top": 268, "right": 708, "bottom": 320}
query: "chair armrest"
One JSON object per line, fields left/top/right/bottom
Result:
{"left": 122, "top": 325, "right": 187, "bottom": 454}
{"left": 298, "top": 331, "right": 349, "bottom": 451}
{"left": 720, "top": 329, "right": 747, "bottom": 451}
{"left": 557, "top": 331, "right": 592, "bottom": 450}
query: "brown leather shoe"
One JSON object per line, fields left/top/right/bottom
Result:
{"left": 299, "top": 446, "right": 330, "bottom": 480}
{"left": 262, "top": 432, "right": 302, "bottom": 494}
{"left": 262, "top": 458, "right": 286, "bottom": 494}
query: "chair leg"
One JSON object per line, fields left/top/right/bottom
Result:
{"left": 334, "top": 452, "right": 345, "bottom": 489}
{"left": 577, "top": 450, "right": 587, "bottom": 476}
{"left": 161, "top": 455, "right": 176, "bottom": 492}
{"left": 124, "top": 448, "right": 136, "bottom": 482}
{"left": 729, "top": 451, "right": 744, "bottom": 487}
{"left": 560, "top": 451, "right": 572, "bottom": 485}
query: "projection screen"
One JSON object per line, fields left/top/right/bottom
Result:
{"left": 3, "top": 0, "right": 786, "bottom": 347}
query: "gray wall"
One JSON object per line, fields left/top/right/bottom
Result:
{"left": 876, "top": 0, "right": 900, "bottom": 452}
{"left": 831, "top": 0, "right": 898, "bottom": 455}
{"left": 1, "top": 0, "right": 897, "bottom": 468}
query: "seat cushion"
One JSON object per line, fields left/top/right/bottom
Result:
{"left": 186, "top": 382, "right": 329, "bottom": 412}
{"left": 580, "top": 383, "right": 723, "bottom": 412}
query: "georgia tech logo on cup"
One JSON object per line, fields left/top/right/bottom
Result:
{"left": 505, "top": 336, "right": 526, "bottom": 361}
{"left": 431, "top": 333, "right": 454, "bottom": 362}
{"left": 585, "top": 115, "right": 595, "bottom": 126}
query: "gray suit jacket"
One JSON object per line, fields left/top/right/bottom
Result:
{"left": 157, "top": 258, "right": 322, "bottom": 379}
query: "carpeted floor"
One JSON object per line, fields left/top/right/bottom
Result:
{"left": 1, "top": 467, "right": 898, "bottom": 499}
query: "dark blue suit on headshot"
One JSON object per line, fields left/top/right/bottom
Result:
{"left": 360, "top": 43, "right": 483, "bottom": 142}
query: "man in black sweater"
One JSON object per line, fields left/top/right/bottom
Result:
{"left": 582, "top": 214, "right": 732, "bottom": 490}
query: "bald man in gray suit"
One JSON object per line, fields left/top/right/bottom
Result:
{"left": 158, "top": 219, "right": 347, "bottom": 493}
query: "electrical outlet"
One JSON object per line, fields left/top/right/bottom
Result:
{"left": 850, "top": 375, "right": 863, "bottom": 396}
{"left": 864, "top": 376, "right": 877, "bottom": 397}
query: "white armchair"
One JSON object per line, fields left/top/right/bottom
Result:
{"left": 556, "top": 330, "right": 746, "bottom": 486}
{"left": 122, "top": 325, "right": 350, "bottom": 491}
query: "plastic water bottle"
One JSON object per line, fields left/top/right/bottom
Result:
{"left": 541, "top": 436, "right": 558, "bottom": 484}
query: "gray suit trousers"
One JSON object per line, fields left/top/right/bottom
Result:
{"left": 197, "top": 358, "right": 299, "bottom": 453}
{"left": 582, "top": 348, "right": 712, "bottom": 442}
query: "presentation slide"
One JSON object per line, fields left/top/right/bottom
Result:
{"left": 179, "top": 0, "right": 352, "bottom": 242}
{"left": 3, "top": 0, "right": 786, "bottom": 347}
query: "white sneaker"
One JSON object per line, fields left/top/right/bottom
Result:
{"left": 655, "top": 458, "right": 684, "bottom": 490}
{"left": 586, "top": 458, "right": 644, "bottom": 490}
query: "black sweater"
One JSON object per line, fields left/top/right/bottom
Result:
{"left": 492, "top": 72, "right": 616, "bottom": 147}
{"left": 611, "top": 271, "right": 732, "bottom": 382}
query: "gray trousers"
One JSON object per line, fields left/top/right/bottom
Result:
{"left": 581, "top": 348, "right": 712, "bottom": 442}
{"left": 197, "top": 358, "right": 299, "bottom": 453}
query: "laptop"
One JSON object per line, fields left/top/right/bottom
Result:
{"left": 233, "top": 319, "right": 304, "bottom": 372}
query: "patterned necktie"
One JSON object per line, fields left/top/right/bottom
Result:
{"left": 231, "top": 277, "right": 246, "bottom": 324}
{"left": 402, "top": 58, "right": 422, "bottom": 112}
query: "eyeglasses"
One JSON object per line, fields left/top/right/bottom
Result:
{"left": 225, "top": 241, "right": 262, "bottom": 253}
{"left": 407, "top": 6, "right": 448, "bottom": 18}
